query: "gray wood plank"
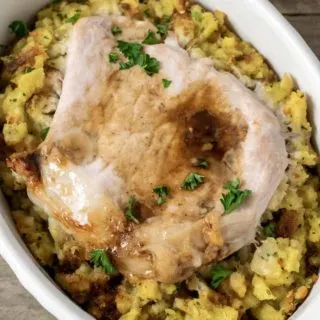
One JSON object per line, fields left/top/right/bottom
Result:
{"left": 286, "top": 15, "right": 320, "bottom": 58}
{"left": 0, "top": 257, "right": 55, "bottom": 320}
{"left": 1, "top": 3, "right": 320, "bottom": 320}
{"left": 271, "top": 0, "right": 320, "bottom": 14}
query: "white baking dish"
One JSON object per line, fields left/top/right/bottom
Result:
{"left": 0, "top": 0, "right": 319, "bottom": 319}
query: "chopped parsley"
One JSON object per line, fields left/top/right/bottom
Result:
{"left": 211, "top": 264, "right": 233, "bottom": 289}
{"left": 24, "top": 67, "right": 34, "bottom": 73}
{"left": 144, "top": 9, "right": 151, "bottom": 18}
{"left": 142, "top": 30, "right": 160, "bottom": 45}
{"left": 193, "top": 158, "right": 209, "bottom": 169}
{"left": 111, "top": 25, "right": 122, "bottom": 36}
{"left": 162, "top": 79, "right": 172, "bottom": 88}
{"left": 117, "top": 40, "right": 143, "bottom": 60}
{"left": 263, "top": 222, "right": 276, "bottom": 237}
{"left": 153, "top": 185, "right": 170, "bottom": 205}
{"left": 125, "top": 196, "right": 139, "bottom": 224}
{"left": 117, "top": 40, "right": 160, "bottom": 76}
{"left": 156, "top": 16, "right": 170, "bottom": 37}
{"left": 136, "top": 53, "right": 160, "bottom": 75}
{"left": 8, "top": 21, "right": 29, "bottom": 37}
{"left": 181, "top": 173, "right": 205, "bottom": 191}
{"left": 90, "top": 249, "right": 118, "bottom": 275}
{"left": 65, "top": 13, "right": 81, "bottom": 25}
{"left": 220, "top": 178, "right": 251, "bottom": 215}
{"left": 40, "top": 127, "right": 50, "bottom": 140}
{"left": 109, "top": 52, "right": 120, "bottom": 63}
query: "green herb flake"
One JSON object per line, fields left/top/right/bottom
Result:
{"left": 117, "top": 40, "right": 143, "bottom": 60}
{"left": 117, "top": 40, "right": 160, "bottom": 75}
{"left": 181, "top": 173, "right": 205, "bottom": 191}
{"left": 194, "top": 158, "right": 209, "bottom": 169}
{"left": 211, "top": 264, "right": 233, "bottom": 289}
{"left": 153, "top": 185, "right": 170, "bottom": 205}
{"left": 137, "top": 53, "right": 160, "bottom": 76}
{"left": 125, "top": 196, "right": 139, "bottom": 224}
{"left": 40, "top": 127, "right": 50, "bottom": 140}
{"left": 8, "top": 21, "right": 29, "bottom": 37}
{"left": 109, "top": 52, "right": 120, "bottom": 63}
{"left": 220, "top": 179, "right": 251, "bottom": 215}
{"left": 65, "top": 13, "right": 81, "bottom": 25}
{"left": 156, "top": 17, "right": 170, "bottom": 37}
{"left": 162, "top": 79, "right": 172, "bottom": 88}
{"left": 90, "top": 249, "right": 118, "bottom": 275}
{"left": 144, "top": 9, "right": 151, "bottom": 18}
{"left": 111, "top": 25, "right": 122, "bottom": 36}
{"left": 142, "top": 30, "right": 160, "bottom": 45}
{"left": 24, "top": 67, "right": 34, "bottom": 73}
{"left": 263, "top": 222, "right": 276, "bottom": 237}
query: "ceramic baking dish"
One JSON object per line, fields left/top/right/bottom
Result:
{"left": 0, "top": 0, "right": 319, "bottom": 319}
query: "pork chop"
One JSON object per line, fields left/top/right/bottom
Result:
{"left": 8, "top": 16, "right": 288, "bottom": 282}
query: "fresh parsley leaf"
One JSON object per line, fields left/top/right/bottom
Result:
{"left": 162, "top": 79, "right": 172, "bottom": 88}
{"left": 117, "top": 40, "right": 160, "bottom": 75}
{"left": 137, "top": 54, "right": 160, "bottom": 76}
{"left": 263, "top": 222, "right": 276, "bottom": 237}
{"left": 153, "top": 185, "right": 170, "bottom": 205}
{"left": 194, "top": 158, "right": 209, "bottom": 169}
{"left": 142, "top": 30, "right": 160, "bottom": 45}
{"left": 125, "top": 196, "right": 139, "bottom": 223}
{"left": 109, "top": 52, "right": 120, "bottom": 63}
{"left": 220, "top": 178, "right": 251, "bottom": 215}
{"left": 9, "top": 21, "right": 29, "bottom": 37}
{"left": 119, "top": 59, "right": 135, "bottom": 70}
{"left": 111, "top": 25, "right": 122, "bottom": 36}
{"left": 90, "top": 249, "right": 118, "bottom": 275}
{"left": 24, "top": 67, "right": 34, "bottom": 73}
{"left": 65, "top": 13, "right": 81, "bottom": 25}
{"left": 40, "top": 127, "right": 50, "bottom": 140}
{"left": 117, "top": 40, "right": 143, "bottom": 60}
{"left": 181, "top": 173, "right": 205, "bottom": 191}
{"left": 156, "top": 17, "right": 170, "bottom": 37}
{"left": 144, "top": 9, "right": 151, "bottom": 18}
{"left": 211, "top": 265, "right": 233, "bottom": 289}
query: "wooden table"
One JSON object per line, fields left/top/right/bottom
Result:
{"left": 0, "top": 1, "right": 319, "bottom": 319}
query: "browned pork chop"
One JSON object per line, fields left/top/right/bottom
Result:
{"left": 8, "top": 16, "right": 288, "bottom": 282}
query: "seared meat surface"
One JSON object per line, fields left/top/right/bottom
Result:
{"left": 8, "top": 16, "right": 288, "bottom": 282}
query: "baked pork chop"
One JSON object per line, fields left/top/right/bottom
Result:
{"left": 8, "top": 16, "right": 288, "bottom": 282}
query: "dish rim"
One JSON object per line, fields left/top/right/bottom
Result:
{"left": 0, "top": 0, "right": 319, "bottom": 319}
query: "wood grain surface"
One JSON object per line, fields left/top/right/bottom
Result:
{"left": 0, "top": 1, "right": 319, "bottom": 319}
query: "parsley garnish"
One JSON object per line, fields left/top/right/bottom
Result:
{"left": 66, "top": 13, "right": 81, "bottom": 25}
{"left": 156, "top": 16, "right": 170, "bottom": 37}
{"left": 153, "top": 185, "right": 169, "bottom": 205}
{"left": 117, "top": 41, "right": 143, "bottom": 60}
{"left": 136, "top": 53, "right": 160, "bottom": 76}
{"left": 125, "top": 196, "right": 139, "bottom": 223}
{"left": 211, "top": 265, "right": 233, "bottom": 289}
{"left": 24, "top": 67, "right": 34, "bottom": 73}
{"left": 263, "top": 222, "right": 276, "bottom": 237}
{"left": 162, "top": 79, "right": 172, "bottom": 88}
{"left": 143, "top": 30, "right": 160, "bottom": 45}
{"left": 111, "top": 25, "right": 122, "bottom": 36}
{"left": 144, "top": 9, "right": 151, "bottom": 18}
{"left": 193, "top": 158, "right": 209, "bottom": 169}
{"left": 117, "top": 40, "right": 160, "bottom": 76}
{"left": 40, "top": 127, "right": 50, "bottom": 140}
{"left": 220, "top": 179, "right": 251, "bottom": 215}
{"left": 109, "top": 52, "right": 120, "bottom": 63}
{"left": 181, "top": 173, "right": 205, "bottom": 191}
{"left": 9, "top": 21, "right": 29, "bottom": 37}
{"left": 90, "top": 249, "right": 118, "bottom": 275}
